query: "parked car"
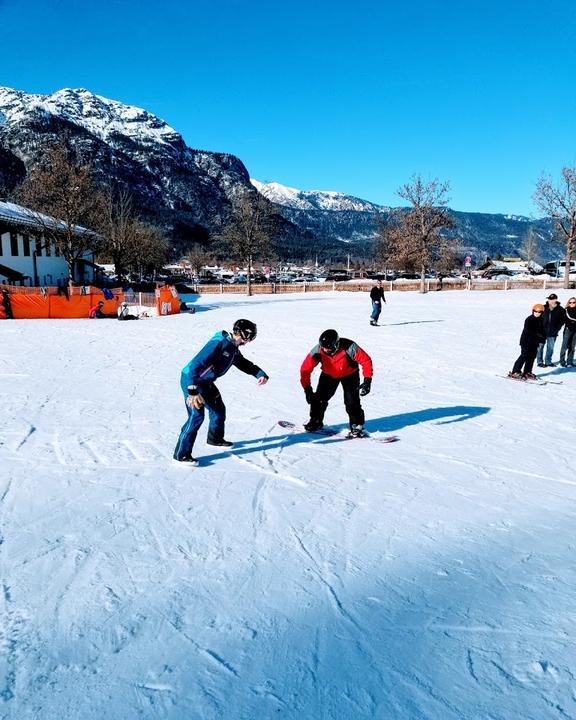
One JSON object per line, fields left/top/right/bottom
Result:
{"left": 544, "top": 261, "right": 576, "bottom": 277}
{"left": 480, "top": 268, "right": 515, "bottom": 279}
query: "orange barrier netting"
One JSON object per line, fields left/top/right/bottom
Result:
{"left": 0, "top": 285, "right": 123, "bottom": 319}
{"left": 156, "top": 286, "right": 180, "bottom": 316}
{"left": 1, "top": 285, "right": 181, "bottom": 319}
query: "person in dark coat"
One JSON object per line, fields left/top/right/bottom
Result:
{"left": 300, "top": 329, "right": 373, "bottom": 437}
{"left": 509, "top": 304, "right": 546, "bottom": 379}
{"left": 173, "top": 319, "right": 268, "bottom": 466}
{"left": 369, "top": 279, "right": 386, "bottom": 326}
{"left": 560, "top": 296, "right": 576, "bottom": 367}
{"left": 536, "top": 293, "right": 566, "bottom": 366}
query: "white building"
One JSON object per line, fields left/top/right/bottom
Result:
{"left": 0, "top": 201, "right": 97, "bottom": 286}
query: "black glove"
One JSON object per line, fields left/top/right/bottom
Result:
{"left": 359, "top": 378, "right": 372, "bottom": 396}
{"left": 304, "top": 386, "right": 315, "bottom": 404}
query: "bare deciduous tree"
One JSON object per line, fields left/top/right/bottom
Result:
{"left": 16, "top": 138, "right": 103, "bottom": 287}
{"left": 520, "top": 226, "right": 540, "bottom": 265}
{"left": 395, "top": 175, "right": 454, "bottom": 292}
{"left": 128, "top": 223, "right": 171, "bottom": 281}
{"left": 217, "top": 191, "right": 280, "bottom": 295}
{"left": 375, "top": 176, "right": 454, "bottom": 291}
{"left": 533, "top": 168, "right": 576, "bottom": 288}
{"left": 186, "top": 244, "right": 211, "bottom": 279}
{"left": 96, "top": 184, "right": 140, "bottom": 284}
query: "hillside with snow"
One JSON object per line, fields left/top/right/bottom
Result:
{"left": 1, "top": 289, "right": 575, "bottom": 719}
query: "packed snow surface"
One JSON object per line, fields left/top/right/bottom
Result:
{"left": 1, "top": 290, "right": 575, "bottom": 719}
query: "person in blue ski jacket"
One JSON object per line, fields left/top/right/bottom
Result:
{"left": 173, "top": 319, "right": 268, "bottom": 466}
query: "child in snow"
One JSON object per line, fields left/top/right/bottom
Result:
{"left": 173, "top": 319, "right": 269, "bottom": 466}
{"left": 89, "top": 301, "right": 107, "bottom": 318}
{"left": 509, "top": 304, "right": 546, "bottom": 380}
{"left": 300, "top": 329, "right": 373, "bottom": 438}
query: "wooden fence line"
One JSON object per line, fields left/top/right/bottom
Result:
{"left": 189, "top": 278, "right": 569, "bottom": 295}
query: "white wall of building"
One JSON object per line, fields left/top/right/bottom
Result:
{"left": 0, "top": 230, "right": 94, "bottom": 285}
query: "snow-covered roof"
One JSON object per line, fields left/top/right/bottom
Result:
{"left": 0, "top": 200, "right": 94, "bottom": 236}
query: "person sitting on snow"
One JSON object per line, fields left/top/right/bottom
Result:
{"left": 300, "top": 329, "right": 373, "bottom": 438}
{"left": 89, "top": 301, "right": 107, "bottom": 319}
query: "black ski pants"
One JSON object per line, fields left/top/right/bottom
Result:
{"left": 310, "top": 371, "right": 365, "bottom": 428}
{"left": 512, "top": 344, "right": 538, "bottom": 375}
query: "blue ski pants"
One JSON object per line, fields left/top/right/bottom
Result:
{"left": 371, "top": 301, "right": 382, "bottom": 323}
{"left": 173, "top": 375, "right": 226, "bottom": 460}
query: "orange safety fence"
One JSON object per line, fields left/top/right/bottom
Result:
{"left": 0, "top": 285, "right": 125, "bottom": 319}
{"left": 156, "top": 285, "right": 181, "bottom": 316}
{"left": 0, "top": 284, "right": 181, "bottom": 318}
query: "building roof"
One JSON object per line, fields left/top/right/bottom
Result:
{"left": 0, "top": 200, "right": 94, "bottom": 236}
{"left": 0, "top": 262, "right": 28, "bottom": 280}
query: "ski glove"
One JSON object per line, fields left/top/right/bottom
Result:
{"left": 304, "top": 386, "right": 315, "bottom": 404}
{"left": 186, "top": 386, "right": 205, "bottom": 410}
{"left": 359, "top": 378, "right": 372, "bottom": 396}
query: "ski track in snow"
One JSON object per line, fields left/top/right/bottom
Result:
{"left": 1, "top": 291, "right": 576, "bottom": 719}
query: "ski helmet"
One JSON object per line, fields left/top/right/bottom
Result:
{"left": 233, "top": 318, "right": 257, "bottom": 341}
{"left": 532, "top": 303, "right": 545, "bottom": 312}
{"left": 319, "top": 329, "right": 339, "bottom": 352}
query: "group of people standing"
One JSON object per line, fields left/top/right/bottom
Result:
{"left": 510, "top": 292, "right": 576, "bottom": 379}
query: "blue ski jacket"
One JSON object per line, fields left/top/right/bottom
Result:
{"left": 181, "top": 330, "right": 268, "bottom": 388}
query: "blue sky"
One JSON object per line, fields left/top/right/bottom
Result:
{"left": 1, "top": 0, "right": 576, "bottom": 215}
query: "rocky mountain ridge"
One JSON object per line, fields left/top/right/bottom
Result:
{"left": 0, "top": 86, "right": 561, "bottom": 262}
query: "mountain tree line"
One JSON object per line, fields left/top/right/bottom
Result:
{"left": 12, "top": 136, "right": 576, "bottom": 291}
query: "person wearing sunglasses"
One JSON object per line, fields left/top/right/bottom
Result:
{"left": 509, "top": 303, "right": 546, "bottom": 380}
{"left": 536, "top": 293, "right": 566, "bottom": 367}
{"left": 560, "top": 297, "right": 576, "bottom": 367}
{"left": 300, "top": 329, "right": 373, "bottom": 437}
{"left": 173, "top": 319, "right": 268, "bottom": 466}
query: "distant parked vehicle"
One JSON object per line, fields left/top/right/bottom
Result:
{"left": 544, "top": 261, "right": 576, "bottom": 277}
{"left": 480, "top": 268, "right": 515, "bottom": 279}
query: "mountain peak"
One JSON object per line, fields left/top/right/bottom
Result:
{"left": 0, "top": 85, "right": 181, "bottom": 147}
{"left": 251, "top": 178, "right": 386, "bottom": 213}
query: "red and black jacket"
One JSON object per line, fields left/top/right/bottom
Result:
{"left": 300, "top": 338, "right": 373, "bottom": 388}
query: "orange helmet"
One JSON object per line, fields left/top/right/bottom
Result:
{"left": 532, "top": 303, "right": 545, "bottom": 312}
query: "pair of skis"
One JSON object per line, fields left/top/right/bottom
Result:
{"left": 502, "top": 374, "right": 563, "bottom": 386}
{"left": 278, "top": 420, "right": 399, "bottom": 444}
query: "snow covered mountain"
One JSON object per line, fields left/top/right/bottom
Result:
{"left": 0, "top": 87, "right": 258, "bottom": 248}
{"left": 0, "top": 86, "right": 559, "bottom": 261}
{"left": 252, "top": 179, "right": 557, "bottom": 261}
{"left": 251, "top": 179, "right": 388, "bottom": 246}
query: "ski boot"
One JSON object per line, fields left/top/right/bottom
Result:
{"left": 207, "top": 438, "right": 234, "bottom": 447}
{"left": 508, "top": 372, "right": 525, "bottom": 380}
{"left": 347, "top": 424, "right": 365, "bottom": 439}
{"left": 523, "top": 372, "right": 538, "bottom": 380}
{"left": 304, "top": 419, "right": 324, "bottom": 432}
{"left": 173, "top": 456, "right": 199, "bottom": 467}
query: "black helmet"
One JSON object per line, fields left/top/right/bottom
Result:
{"left": 319, "top": 329, "right": 339, "bottom": 352}
{"left": 233, "top": 318, "right": 257, "bottom": 341}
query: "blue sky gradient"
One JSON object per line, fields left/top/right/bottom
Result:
{"left": 1, "top": 0, "right": 575, "bottom": 214}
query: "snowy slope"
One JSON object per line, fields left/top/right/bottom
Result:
{"left": 1, "top": 290, "right": 575, "bottom": 719}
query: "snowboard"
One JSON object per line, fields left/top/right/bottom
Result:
{"left": 278, "top": 420, "right": 400, "bottom": 444}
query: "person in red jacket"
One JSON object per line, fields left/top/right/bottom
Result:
{"left": 300, "top": 329, "right": 373, "bottom": 437}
